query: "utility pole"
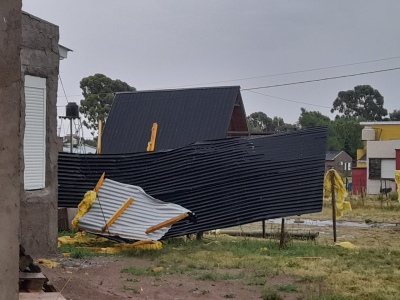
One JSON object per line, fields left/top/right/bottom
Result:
{"left": 0, "top": 1, "right": 23, "bottom": 299}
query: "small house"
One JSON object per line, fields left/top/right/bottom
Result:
{"left": 101, "top": 86, "right": 248, "bottom": 154}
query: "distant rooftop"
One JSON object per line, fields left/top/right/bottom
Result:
{"left": 326, "top": 150, "right": 342, "bottom": 161}
{"left": 102, "top": 86, "right": 248, "bottom": 154}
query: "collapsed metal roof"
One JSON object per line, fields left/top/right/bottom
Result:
{"left": 101, "top": 86, "right": 248, "bottom": 154}
{"left": 78, "top": 179, "right": 191, "bottom": 240}
{"left": 59, "top": 127, "right": 327, "bottom": 238}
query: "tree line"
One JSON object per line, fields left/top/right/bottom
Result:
{"left": 78, "top": 74, "right": 399, "bottom": 160}
{"left": 247, "top": 85, "right": 398, "bottom": 160}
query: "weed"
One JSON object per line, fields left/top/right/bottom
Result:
{"left": 246, "top": 277, "right": 266, "bottom": 286}
{"left": 123, "top": 286, "right": 140, "bottom": 294}
{"left": 126, "top": 278, "right": 140, "bottom": 282}
{"left": 260, "top": 288, "right": 283, "bottom": 300}
{"left": 223, "top": 293, "right": 236, "bottom": 298}
{"left": 307, "top": 294, "right": 361, "bottom": 300}
{"left": 286, "top": 260, "right": 301, "bottom": 268}
{"left": 69, "top": 248, "right": 96, "bottom": 258}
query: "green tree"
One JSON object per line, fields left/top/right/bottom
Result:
{"left": 79, "top": 73, "right": 135, "bottom": 134}
{"left": 298, "top": 108, "right": 331, "bottom": 127}
{"left": 331, "top": 85, "right": 387, "bottom": 121}
{"left": 247, "top": 112, "right": 292, "bottom": 132}
{"left": 298, "top": 108, "right": 361, "bottom": 160}
{"left": 389, "top": 109, "right": 400, "bottom": 121}
{"left": 330, "top": 117, "right": 362, "bottom": 160}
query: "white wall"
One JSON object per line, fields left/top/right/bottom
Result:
{"left": 367, "top": 140, "right": 400, "bottom": 158}
{"left": 366, "top": 140, "right": 400, "bottom": 194}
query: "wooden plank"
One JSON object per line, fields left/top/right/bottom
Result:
{"left": 19, "top": 273, "right": 47, "bottom": 280}
{"left": 146, "top": 122, "right": 158, "bottom": 152}
{"left": 93, "top": 172, "right": 105, "bottom": 192}
{"left": 19, "top": 292, "right": 67, "bottom": 300}
{"left": 101, "top": 197, "right": 133, "bottom": 232}
{"left": 19, "top": 272, "right": 48, "bottom": 291}
{"left": 146, "top": 212, "right": 189, "bottom": 234}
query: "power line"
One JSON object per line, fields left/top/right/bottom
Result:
{"left": 56, "top": 59, "right": 400, "bottom": 98}
{"left": 244, "top": 90, "right": 331, "bottom": 109}
{"left": 241, "top": 66, "right": 400, "bottom": 91}
{"left": 164, "top": 55, "right": 400, "bottom": 88}
{"left": 58, "top": 74, "right": 69, "bottom": 103}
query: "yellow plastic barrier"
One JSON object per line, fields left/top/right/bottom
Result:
{"left": 71, "top": 190, "right": 97, "bottom": 229}
{"left": 323, "top": 169, "right": 351, "bottom": 217}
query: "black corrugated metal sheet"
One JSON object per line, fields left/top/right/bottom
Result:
{"left": 59, "top": 127, "right": 327, "bottom": 238}
{"left": 102, "top": 86, "right": 243, "bottom": 154}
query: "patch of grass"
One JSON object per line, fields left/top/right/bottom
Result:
{"left": 69, "top": 247, "right": 96, "bottom": 258}
{"left": 299, "top": 274, "right": 327, "bottom": 283}
{"left": 126, "top": 278, "right": 140, "bottom": 282}
{"left": 223, "top": 293, "right": 236, "bottom": 298}
{"left": 196, "top": 271, "right": 244, "bottom": 281}
{"left": 58, "top": 230, "right": 76, "bottom": 237}
{"left": 276, "top": 283, "right": 298, "bottom": 292}
{"left": 123, "top": 286, "right": 140, "bottom": 294}
{"left": 260, "top": 288, "right": 282, "bottom": 300}
{"left": 58, "top": 226, "right": 400, "bottom": 300}
{"left": 307, "top": 294, "right": 362, "bottom": 300}
{"left": 246, "top": 277, "right": 266, "bottom": 286}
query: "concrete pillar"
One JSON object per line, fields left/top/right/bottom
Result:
{"left": 0, "top": 1, "right": 22, "bottom": 300}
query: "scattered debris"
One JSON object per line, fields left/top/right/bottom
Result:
{"left": 19, "top": 245, "right": 66, "bottom": 299}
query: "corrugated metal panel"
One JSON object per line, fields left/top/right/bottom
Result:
{"left": 102, "top": 86, "right": 242, "bottom": 154}
{"left": 78, "top": 179, "right": 191, "bottom": 240}
{"left": 24, "top": 75, "right": 46, "bottom": 190}
{"left": 59, "top": 127, "right": 327, "bottom": 238}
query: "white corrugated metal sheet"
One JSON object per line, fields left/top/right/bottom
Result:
{"left": 78, "top": 179, "right": 191, "bottom": 240}
{"left": 24, "top": 75, "right": 46, "bottom": 190}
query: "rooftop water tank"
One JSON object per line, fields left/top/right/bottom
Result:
{"left": 361, "top": 127, "right": 375, "bottom": 141}
{"left": 66, "top": 102, "right": 79, "bottom": 119}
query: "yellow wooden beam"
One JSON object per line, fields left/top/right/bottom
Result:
{"left": 101, "top": 197, "right": 134, "bottom": 233}
{"left": 93, "top": 172, "right": 105, "bottom": 193}
{"left": 147, "top": 122, "right": 158, "bottom": 152}
{"left": 145, "top": 212, "right": 189, "bottom": 234}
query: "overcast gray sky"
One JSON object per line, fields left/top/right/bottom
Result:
{"left": 22, "top": 1, "right": 400, "bottom": 137}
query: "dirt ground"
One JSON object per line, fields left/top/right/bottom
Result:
{"left": 43, "top": 256, "right": 302, "bottom": 300}
{"left": 42, "top": 202, "right": 400, "bottom": 300}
